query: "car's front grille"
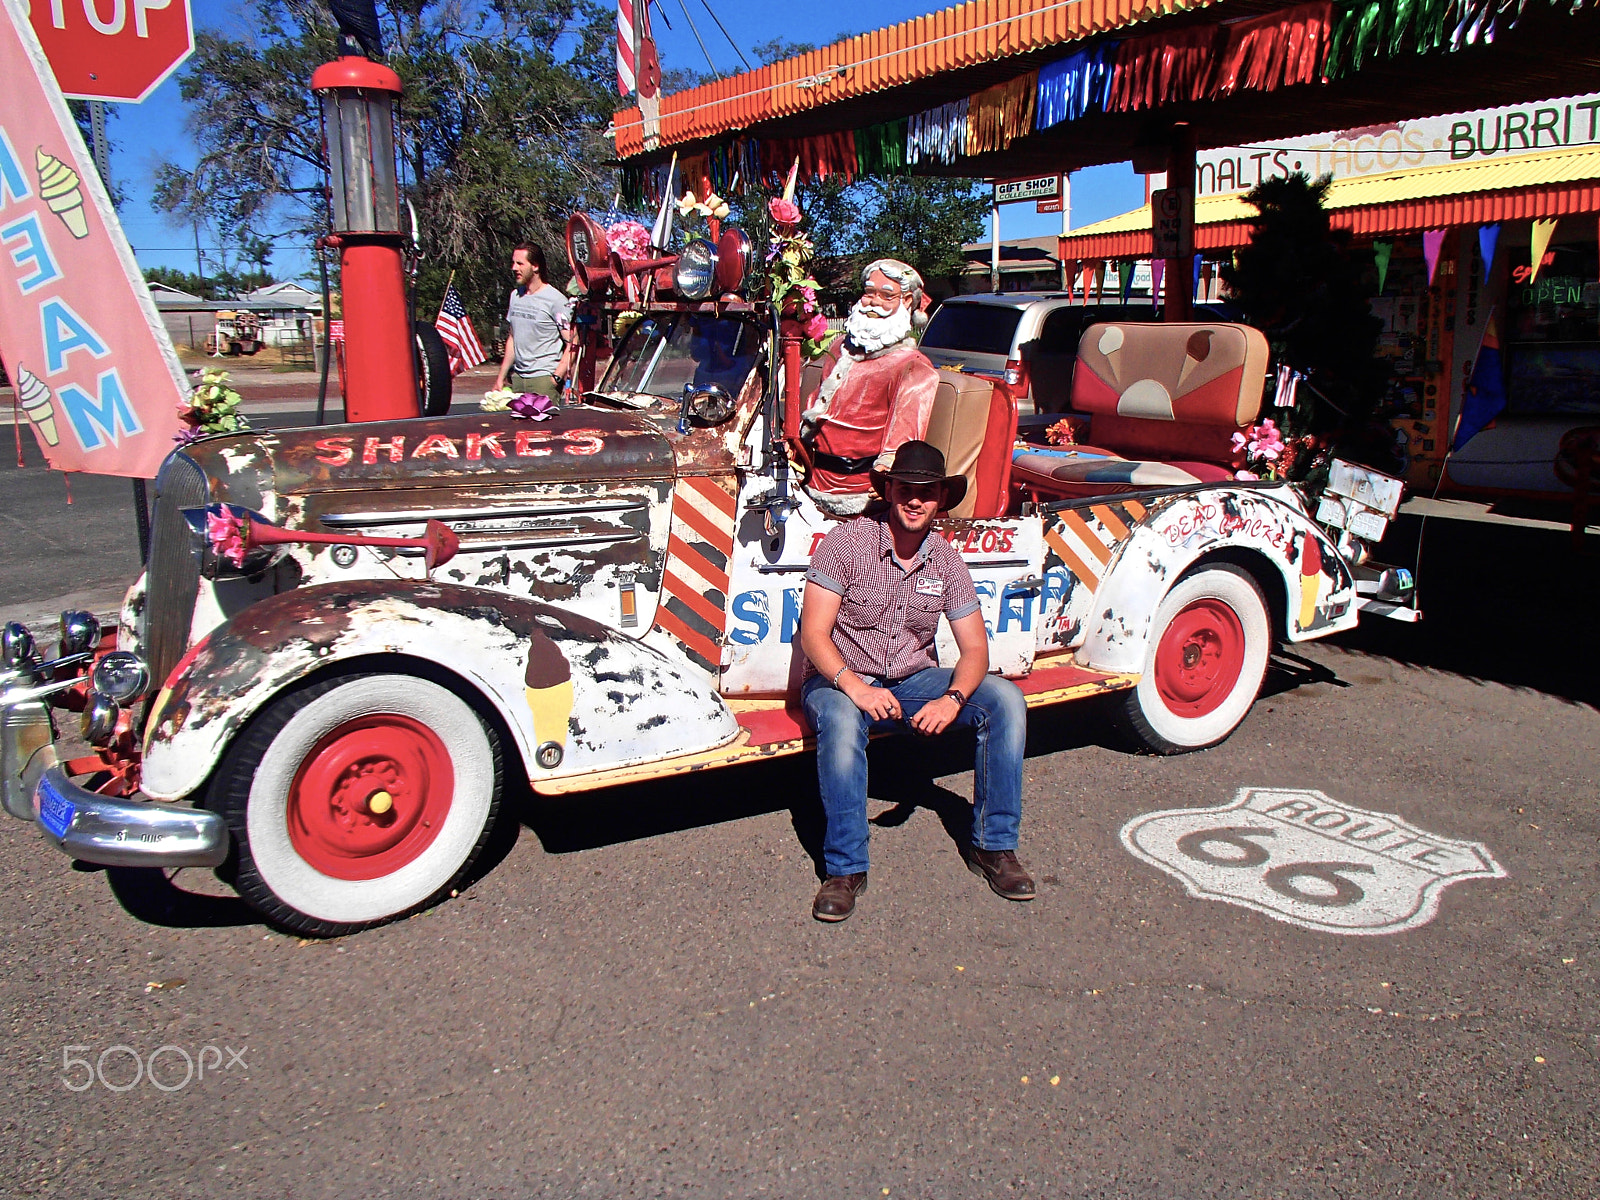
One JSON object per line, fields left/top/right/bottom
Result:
{"left": 142, "top": 452, "right": 207, "bottom": 705}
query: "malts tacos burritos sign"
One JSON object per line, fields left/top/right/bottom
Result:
{"left": 1195, "top": 91, "right": 1600, "bottom": 198}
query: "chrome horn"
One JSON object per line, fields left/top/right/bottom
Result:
{"left": 58, "top": 610, "right": 101, "bottom": 658}
{"left": 1, "top": 622, "right": 36, "bottom": 670}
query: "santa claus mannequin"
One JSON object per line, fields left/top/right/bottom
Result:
{"left": 801, "top": 259, "right": 940, "bottom": 515}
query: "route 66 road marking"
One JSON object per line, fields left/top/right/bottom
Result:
{"left": 1120, "top": 788, "right": 1506, "bottom": 935}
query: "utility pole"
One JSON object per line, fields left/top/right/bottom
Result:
{"left": 86, "top": 100, "right": 152, "bottom": 563}
{"left": 989, "top": 186, "right": 1001, "bottom": 293}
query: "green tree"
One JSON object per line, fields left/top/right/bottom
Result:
{"left": 155, "top": 0, "right": 615, "bottom": 335}
{"left": 144, "top": 263, "right": 277, "bottom": 300}
{"left": 1220, "top": 173, "right": 1386, "bottom": 443}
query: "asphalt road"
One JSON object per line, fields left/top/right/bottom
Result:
{"left": 0, "top": 413, "right": 1595, "bottom": 1198}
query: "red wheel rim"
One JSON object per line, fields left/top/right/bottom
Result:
{"left": 1153, "top": 598, "right": 1246, "bottom": 718}
{"left": 286, "top": 714, "right": 454, "bottom": 881}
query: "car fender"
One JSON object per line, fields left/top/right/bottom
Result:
{"left": 140, "top": 580, "right": 739, "bottom": 801}
{"left": 1076, "top": 487, "right": 1355, "bottom": 675}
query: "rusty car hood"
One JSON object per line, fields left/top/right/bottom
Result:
{"left": 182, "top": 407, "right": 675, "bottom": 496}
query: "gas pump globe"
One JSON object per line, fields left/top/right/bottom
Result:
{"left": 311, "top": 56, "right": 419, "bottom": 421}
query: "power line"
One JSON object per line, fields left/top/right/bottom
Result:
{"left": 674, "top": 0, "right": 719, "bottom": 80}
{"left": 699, "top": 0, "right": 751, "bottom": 73}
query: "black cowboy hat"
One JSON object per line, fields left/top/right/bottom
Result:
{"left": 868, "top": 440, "right": 967, "bottom": 512}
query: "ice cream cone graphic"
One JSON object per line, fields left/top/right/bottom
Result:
{"left": 1176, "top": 328, "right": 1213, "bottom": 391}
{"left": 1298, "top": 534, "right": 1323, "bottom": 629}
{"left": 1096, "top": 325, "right": 1125, "bottom": 384}
{"left": 14, "top": 364, "right": 59, "bottom": 446}
{"left": 524, "top": 633, "right": 574, "bottom": 764}
{"left": 36, "top": 148, "right": 88, "bottom": 239}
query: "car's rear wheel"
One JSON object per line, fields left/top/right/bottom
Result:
{"left": 1113, "top": 564, "right": 1271, "bottom": 754}
{"left": 211, "top": 674, "right": 501, "bottom": 936}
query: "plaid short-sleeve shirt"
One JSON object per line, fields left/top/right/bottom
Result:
{"left": 804, "top": 516, "right": 982, "bottom": 681}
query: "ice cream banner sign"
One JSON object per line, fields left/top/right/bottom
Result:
{"left": 0, "top": 0, "right": 185, "bottom": 479}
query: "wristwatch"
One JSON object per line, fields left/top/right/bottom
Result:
{"left": 943, "top": 688, "right": 966, "bottom": 707}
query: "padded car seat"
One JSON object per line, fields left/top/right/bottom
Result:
{"left": 923, "top": 368, "right": 1017, "bottom": 519}
{"left": 1011, "top": 322, "right": 1269, "bottom": 500}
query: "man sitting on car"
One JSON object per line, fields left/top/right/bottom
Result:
{"left": 799, "top": 441, "right": 1035, "bottom": 922}
{"left": 801, "top": 259, "right": 941, "bottom": 516}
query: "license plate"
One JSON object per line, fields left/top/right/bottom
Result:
{"left": 38, "top": 789, "right": 75, "bottom": 839}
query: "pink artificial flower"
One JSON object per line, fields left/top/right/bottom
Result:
{"left": 606, "top": 220, "right": 651, "bottom": 260}
{"left": 768, "top": 198, "right": 801, "bottom": 226}
{"left": 1230, "top": 431, "right": 1248, "bottom": 453}
{"left": 800, "top": 285, "right": 817, "bottom": 303}
{"left": 206, "top": 508, "right": 250, "bottom": 568}
{"left": 508, "top": 393, "right": 556, "bottom": 420}
{"left": 802, "top": 312, "right": 828, "bottom": 341}
{"left": 1235, "top": 470, "right": 1260, "bottom": 481}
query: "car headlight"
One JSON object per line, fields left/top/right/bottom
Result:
{"left": 91, "top": 651, "right": 150, "bottom": 703}
{"left": 674, "top": 239, "right": 719, "bottom": 299}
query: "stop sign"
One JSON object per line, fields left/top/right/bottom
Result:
{"left": 29, "top": 0, "right": 194, "bottom": 103}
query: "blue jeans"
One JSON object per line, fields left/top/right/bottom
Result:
{"left": 801, "top": 667, "right": 1028, "bottom": 877}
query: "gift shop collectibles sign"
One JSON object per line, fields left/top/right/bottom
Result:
{"left": 0, "top": 0, "right": 185, "bottom": 479}
{"left": 1121, "top": 788, "right": 1505, "bottom": 935}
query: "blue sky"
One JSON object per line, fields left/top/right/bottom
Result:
{"left": 100, "top": 0, "right": 1144, "bottom": 284}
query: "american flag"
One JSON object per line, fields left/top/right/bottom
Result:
{"left": 435, "top": 282, "right": 485, "bottom": 375}
{"left": 616, "top": 0, "right": 638, "bottom": 96}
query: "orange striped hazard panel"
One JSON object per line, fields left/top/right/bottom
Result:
{"left": 655, "top": 475, "right": 737, "bottom": 674}
{"left": 1043, "top": 499, "right": 1144, "bottom": 593}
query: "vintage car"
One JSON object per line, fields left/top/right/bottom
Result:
{"left": 0, "top": 268, "right": 1416, "bottom": 936}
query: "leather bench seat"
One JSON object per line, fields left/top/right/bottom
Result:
{"left": 1011, "top": 322, "right": 1268, "bottom": 503}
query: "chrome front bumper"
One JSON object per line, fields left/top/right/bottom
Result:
{"left": 2, "top": 699, "right": 229, "bottom": 869}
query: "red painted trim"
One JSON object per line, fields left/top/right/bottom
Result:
{"left": 662, "top": 567, "right": 727, "bottom": 630}
{"left": 672, "top": 493, "right": 734, "bottom": 552}
{"left": 684, "top": 475, "right": 738, "bottom": 520}
{"left": 667, "top": 532, "right": 731, "bottom": 593}
{"left": 653, "top": 603, "right": 721, "bottom": 667}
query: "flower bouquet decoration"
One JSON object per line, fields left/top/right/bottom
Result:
{"left": 481, "top": 389, "right": 556, "bottom": 420}
{"left": 1230, "top": 417, "right": 1326, "bottom": 485}
{"left": 176, "top": 369, "right": 249, "bottom": 445}
{"left": 764, "top": 161, "right": 835, "bottom": 360}
{"left": 676, "top": 182, "right": 730, "bottom": 241}
{"left": 604, "top": 219, "right": 651, "bottom": 261}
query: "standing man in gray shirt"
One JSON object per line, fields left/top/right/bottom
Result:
{"left": 493, "top": 243, "right": 573, "bottom": 400}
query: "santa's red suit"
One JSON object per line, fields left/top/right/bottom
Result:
{"left": 803, "top": 338, "right": 941, "bottom": 508}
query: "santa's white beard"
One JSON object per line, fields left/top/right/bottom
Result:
{"left": 845, "top": 301, "right": 914, "bottom": 356}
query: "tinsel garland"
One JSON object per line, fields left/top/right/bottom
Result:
{"left": 855, "top": 119, "right": 909, "bottom": 175}
{"left": 1106, "top": 25, "right": 1221, "bottom": 111}
{"left": 759, "top": 132, "right": 857, "bottom": 184}
{"left": 966, "top": 71, "right": 1038, "bottom": 154}
{"left": 1035, "top": 42, "right": 1119, "bottom": 129}
{"left": 1212, "top": 2, "right": 1332, "bottom": 95}
{"left": 907, "top": 98, "right": 969, "bottom": 165}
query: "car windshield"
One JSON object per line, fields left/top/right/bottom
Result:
{"left": 921, "top": 304, "right": 1023, "bottom": 355}
{"left": 598, "top": 313, "right": 762, "bottom": 405}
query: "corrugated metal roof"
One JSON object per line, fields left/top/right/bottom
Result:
{"left": 615, "top": 4, "right": 1600, "bottom": 185}
{"left": 1059, "top": 143, "right": 1600, "bottom": 256}
{"left": 614, "top": 0, "right": 1221, "bottom": 158}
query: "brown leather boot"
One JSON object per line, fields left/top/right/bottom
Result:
{"left": 812, "top": 873, "right": 868, "bottom": 922}
{"left": 966, "top": 848, "right": 1036, "bottom": 901}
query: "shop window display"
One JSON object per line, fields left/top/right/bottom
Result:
{"left": 1505, "top": 241, "right": 1600, "bottom": 416}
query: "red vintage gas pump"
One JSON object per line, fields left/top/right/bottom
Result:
{"left": 311, "top": 56, "right": 419, "bottom": 422}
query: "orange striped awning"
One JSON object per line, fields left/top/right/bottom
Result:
{"left": 613, "top": 0, "right": 1216, "bottom": 158}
